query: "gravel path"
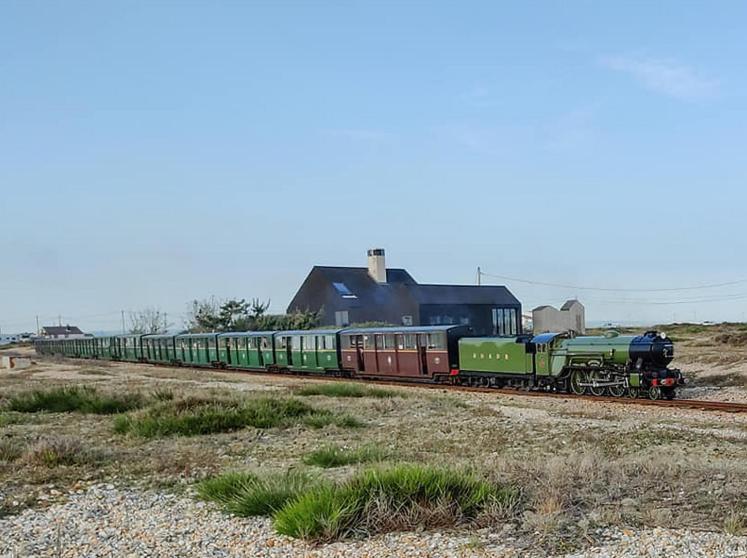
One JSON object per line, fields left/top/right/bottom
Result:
{"left": 1, "top": 486, "right": 746, "bottom": 558}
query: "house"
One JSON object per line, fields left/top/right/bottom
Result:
{"left": 40, "top": 325, "right": 87, "bottom": 339}
{"left": 532, "top": 300, "right": 586, "bottom": 334}
{"left": 287, "top": 249, "right": 522, "bottom": 336}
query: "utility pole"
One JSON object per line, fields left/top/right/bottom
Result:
{"left": 477, "top": 266, "right": 481, "bottom": 286}
{"left": 36, "top": 315, "right": 40, "bottom": 335}
{"left": 164, "top": 312, "right": 168, "bottom": 333}
{"left": 58, "top": 315, "right": 62, "bottom": 326}
{"left": 121, "top": 310, "right": 126, "bottom": 334}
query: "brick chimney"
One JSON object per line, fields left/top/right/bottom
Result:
{"left": 367, "top": 248, "right": 386, "bottom": 283}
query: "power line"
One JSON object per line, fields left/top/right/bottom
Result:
{"left": 479, "top": 270, "right": 747, "bottom": 293}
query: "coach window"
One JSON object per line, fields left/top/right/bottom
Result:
{"left": 428, "top": 333, "right": 446, "bottom": 350}
{"left": 325, "top": 335, "right": 335, "bottom": 350}
{"left": 384, "top": 334, "right": 395, "bottom": 350}
{"left": 404, "top": 334, "right": 417, "bottom": 350}
{"left": 363, "top": 335, "right": 374, "bottom": 350}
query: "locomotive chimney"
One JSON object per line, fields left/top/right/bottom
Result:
{"left": 367, "top": 248, "right": 386, "bottom": 283}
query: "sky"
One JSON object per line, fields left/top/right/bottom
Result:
{"left": 2, "top": 0, "right": 747, "bottom": 333}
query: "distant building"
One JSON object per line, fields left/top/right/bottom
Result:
{"left": 287, "top": 249, "right": 522, "bottom": 336}
{"left": 40, "top": 325, "right": 86, "bottom": 339}
{"left": 532, "top": 300, "right": 586, "bottom": 334}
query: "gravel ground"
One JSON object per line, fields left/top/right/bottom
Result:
{"left": 1, "top": 486, "right": 746, "bottom": 558}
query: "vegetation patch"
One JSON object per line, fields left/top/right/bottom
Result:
{"left": 23, "top": 437, "right": 101, "bottom": 468}
{"left": 295, "top": 383, "right": 402, "bottom": 399}
{"left": 303, "top": 412, "right": 364, "bottom": 429}
{"left": 114, "top": 396, "right": 354, "bottom": 438}
{"left": 274, "top": 465, "right": 518, "bottom": 542}
{"left": 7, "top": 386, "right": 145, "bottom": 414}
{"left": 303, "top": 444, "right": 389, "bottom": 468}
{"left": 198, "top": 471, "right": 315, "bottom": 516}
{"left": 0, "top": 439, "right": 23, "bottom": 463}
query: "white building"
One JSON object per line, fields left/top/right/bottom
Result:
{"left": 532, "top": 299, "right": 586, "bottom": 334}
{"left": 40, "top": 325, "right": 87, "bottom": 339}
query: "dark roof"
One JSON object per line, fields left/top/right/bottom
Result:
{"left": 532, "top": 333, "right": 563, "bottom": 344}
{"left": 43, "top": 325, "right": 84, "bottom": 335}
{"left": 217, "top": 331, "right": 275, "bottom": 338}
{"left": 274, "top": 329, "right": 343, "bottom": 336}
{"left": 561, "top": 299, "right": 582, "bottom": 310}
{"left": 341, "top": 325, "right": 469, "bottom": 335}
{"left": 409, "top": 284, "right": 520, "bottom": 306}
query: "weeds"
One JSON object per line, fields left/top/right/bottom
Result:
{"left": 724, "top": 511, "right": 745, "bottom": 536}
{"left": 23, "top": 437, "right": 100, "bottom": 467}
{"left": 295, "top": 383, "right": 402, "bottom": 399}
{"left": 303, "top": 412, "right": 364, "bottom": 429}
{"left": 7, "top": 386, "right": 145, "bottom": 414}
{"left": 274, "top": 464, "right": 519, "bottom": 541}
{"left": 198, "top": 470, "right": 315, "bottom": 516}
{"left": 114, "top": 396, "right": 358, "bottom": 438}
{"left": 0, "top": 439, "right": 23, "bottom": 463}
{"left": 303, "top": 444, "right": 389, "bottom": 468}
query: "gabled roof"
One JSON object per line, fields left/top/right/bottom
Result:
{"left": 42, "top": 325, "right": 84, "bottom": 335}
{"left": 561, "top": 299, "right": 583, "bottom": 310}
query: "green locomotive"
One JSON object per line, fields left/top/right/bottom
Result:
{"left": 457, "top": 330, "right": 683, "bottom": 399}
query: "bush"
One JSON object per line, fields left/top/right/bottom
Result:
{"left": 23, "top": 437, "right": 99, "bottom": 467}
{"left": 273, "top": 465, "right": 518, "bottom": 541}
{"left": 114, "top": 396, "right": 352, "bottom": 438}
{"left": 295, "top": 383, "right": 401, "bottom": 399}
{"left": 198, "top": 471, "right": 315, "bottom": 516}
{"left": 303, "top": 445, "right": 389, "bottom": 468}
{"left": 8, "top": 386, "right": 145, "bottom": 414}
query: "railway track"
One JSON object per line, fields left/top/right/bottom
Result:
{"left": 26, "top": 353, "right": 747, "bottom": 415}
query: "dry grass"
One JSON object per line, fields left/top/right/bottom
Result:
{"left": 23, "top": 437, "right": 103, "bottom": 468}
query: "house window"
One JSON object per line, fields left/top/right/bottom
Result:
{"left": 332, "top": 283, "right": 357, "bottom": 299}
{"left": 335, "top": 310, "right": 350, "bottom": 326}
{"left": 402, "top": 315, "right": 413, "bottom": 326}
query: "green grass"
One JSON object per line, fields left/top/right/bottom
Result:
{"left": 295, "top": 383, "right": 402, "bottom": 399}
{"left": 7, "top": 386, "right": 145, "bottom": 414}
{"left": 303, "top": 444, "right": 389, "bottom": 468}
{"left": 198, "top": 471, "right": 315, "bottom": 516}
{"left": 303, "top": 412, "right": 365, "bottom": 429}
{"left": 114, "top": 396, "right": 359, "bottom": 438}
{"left": 273, "top": 465, "right": 519, "bottom": 542}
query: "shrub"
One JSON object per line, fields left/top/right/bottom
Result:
{"left": 115, "top": 397, "right": 346, "bottom": 438}
{"left": 23, "top": 437, "right": 99, "bottom": 467}
{"left": 295, "top": 383, "right": 401, "bottom": 399}
{"left": 8, "top": 386, "right": 144, "bottom": 414}
{"left": 198, "top": 471, "right": 314, "bottom": 516}
{"left": 0, "top": 439, "right": 23, "bottom": 463}
{"left": 273, "top": 465, "right": 518, "bottom": 541}
{"left": 303, "top": 445, "right": 389, "bottom": 468}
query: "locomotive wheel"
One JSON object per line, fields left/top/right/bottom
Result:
{"left": 588, "top": 372, "right": 606, "bottom": 397}
{"left": 627, "top": 387, "right": 640, "bottom": 398}
{"left": 608, "top": 383, "right": 625, "bottom": 397}
{"left": 569, "top": 369, "right": 588, "bottom": 395}
{"left": 648, "top": 386, "right": 662, "bottom": 401}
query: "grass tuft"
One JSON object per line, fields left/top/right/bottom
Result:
{"left": 7, "top": 386, "right": 145, "bottom": 414}
{"left": 303, "top": 444, "right": 389, "bottom": 468}
{"left": 115, "top": 396, "right": 356, "bottom": 438}
{"left": 0, "top": 439, "right": 23, "bottom": 463}
{"left": 23, "top": 437, "right": 100, "bottom": 467}
{"left": 198, "top": 470, "right": 315, "bottom": 516}
{"left": 273, "top": 464, "right": 518, "bottom": 541}
{"left": 295, "top": 383, "right": 402, "bottom": 399}
{"left": 303, "top": 412, "right": 365, "bottom": 429}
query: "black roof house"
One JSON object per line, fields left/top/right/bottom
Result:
{"left": 287, "top": 249, "right": 522, "bottom": 336}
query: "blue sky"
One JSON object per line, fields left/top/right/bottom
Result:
{"left": 2, "top": 1, "right": 747, "bottom": 332}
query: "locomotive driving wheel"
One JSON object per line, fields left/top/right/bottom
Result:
{"left": 588, "top": 371, "right": 606, "bottom": 397}
{"left": 569, "top": 369, "right": 588, "bottom": 395}
{"left": 648, "top": 386, "right": 662, "bottom": 400}
{"left": 608, "top": 382, "right": 625, "bottom": 397}
{"left": 627, "top": 386, "right": 640, "bottom": 398}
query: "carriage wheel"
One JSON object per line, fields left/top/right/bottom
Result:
{"left": 569, "top": 369, "right": 588, "bottom": 395}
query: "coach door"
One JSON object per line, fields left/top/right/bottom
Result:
{"left": 418, "top": 334, "right": 429, "bottom": 375}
